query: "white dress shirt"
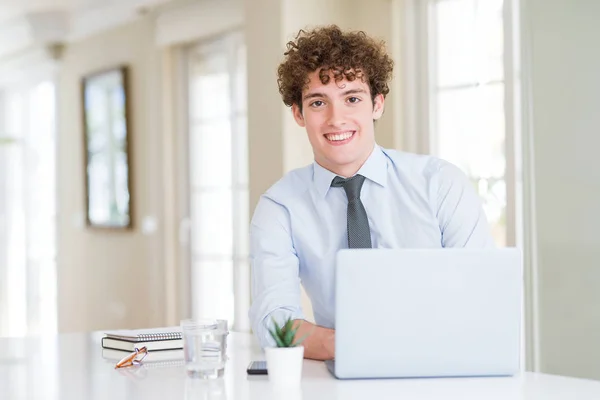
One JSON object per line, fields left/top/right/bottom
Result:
{"left": 249, "top": 145, "right": 494, "bottom": 348}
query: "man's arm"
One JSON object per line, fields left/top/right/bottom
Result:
{"left": 248, "top": 196, "right": 307, "bottom": 350}
{"left": 292, "top": 320, "right": 335, "bottom": 360}
{"left": 433, "top": 160, "right": 496, "bottom": 248}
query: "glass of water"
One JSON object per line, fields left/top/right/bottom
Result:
{"left": 181, "top": 319, "right": 229, "bottom": 379}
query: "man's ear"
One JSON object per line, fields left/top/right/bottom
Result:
{"left": 292, "top": 103, "right": 306, "bottom": 127}
{"left": 372, "top": 94, "right": 385, "bottom": 120}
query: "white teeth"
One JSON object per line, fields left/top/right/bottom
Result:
{"left": 325, "top": 131, "right": 354, "bottom": 141}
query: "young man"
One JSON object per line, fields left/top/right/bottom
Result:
{"left": 249, "top": 25, "right": 494, "bottom": 360}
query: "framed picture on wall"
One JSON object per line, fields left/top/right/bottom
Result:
{"left": 81, "top": 66, "right": 133, "bottom": 229}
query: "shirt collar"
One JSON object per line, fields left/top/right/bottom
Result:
{"left": 313, "top": 145, "right": 388, "bottom": 199}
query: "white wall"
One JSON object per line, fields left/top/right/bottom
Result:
{"left": 526, "top": 0, "right": 600, "bottom": 380}
{"left": 57, "top": 16, "right": 165, "bottom": 332}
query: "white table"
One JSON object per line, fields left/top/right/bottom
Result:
{"left": 1, "top": 331, "right": 600, "bottom": 399}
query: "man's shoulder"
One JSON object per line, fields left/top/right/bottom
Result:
{"left": 263, "top": 164, "right": 313, "bottom": 203}
{"left": 380, "top": 147, "right": 448, "bottom": 179}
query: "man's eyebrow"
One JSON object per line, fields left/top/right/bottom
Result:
{"left": 341, "top": 88, "right": 368, "bottom": 96}
{"left": 302, "top": 88, "right": 368, "bottom": 102}
{"left": 302, "top": 92, "right": 327, "bottom": 101}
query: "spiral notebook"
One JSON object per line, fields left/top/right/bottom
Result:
{"left": 102, "top": 326, "right": 183, "bottom": 352}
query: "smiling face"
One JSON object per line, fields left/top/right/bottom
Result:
{"left": 292, "top": 70, "right": 385, "bottom": 177}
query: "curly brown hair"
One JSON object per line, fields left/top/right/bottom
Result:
{"left": 277, "top": 25, "right": 394, "bottom": 110}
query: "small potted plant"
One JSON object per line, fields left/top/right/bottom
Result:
{"left": 264, "top": 317, "right": 307, "bottom": 386}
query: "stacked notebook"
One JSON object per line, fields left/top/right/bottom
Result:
{"left": 101, "top": 348, "right": 185, "bottom": 368}
{"left": 101, "top": 326, "right": 183, "bottom": 352}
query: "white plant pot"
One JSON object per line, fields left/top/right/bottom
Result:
{"left": 264, "top": 346, "right": 304, "bottom": 386}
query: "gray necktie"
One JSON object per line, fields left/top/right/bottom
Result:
{"left": 331, "top": 174, "right": 372, "bottom": 249}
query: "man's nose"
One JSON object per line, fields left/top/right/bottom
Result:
{"left": 326, "top": 103, "right": 346, "bottom": 127}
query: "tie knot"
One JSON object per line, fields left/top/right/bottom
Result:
{"left": 331, "top": 174, "right": 366, "bottom": 201}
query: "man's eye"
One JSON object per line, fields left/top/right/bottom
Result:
{"left": 347, "top": 97, "right": 361, "bottom": 104}
{"left": 310, "top": 100, "right": 324, "bottom": 107}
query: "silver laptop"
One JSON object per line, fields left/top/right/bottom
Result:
{"left": 327, "top": 248, "right": 522, "bottom": 379}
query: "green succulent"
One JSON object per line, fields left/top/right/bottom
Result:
{"left": 268, "top": 317, "right": 308, "bottom": 348}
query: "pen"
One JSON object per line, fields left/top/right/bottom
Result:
{"left": 115, "top": 346, "right": 148, "bottom": 369}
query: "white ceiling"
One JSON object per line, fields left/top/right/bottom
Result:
{"left": 0, "top": 0, "right": 172, "bottom": 58}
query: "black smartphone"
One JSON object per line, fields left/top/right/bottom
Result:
{"left": 246, "top": 360, "right": 268, "bottom": 375}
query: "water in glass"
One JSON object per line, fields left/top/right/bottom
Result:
{"left": 181, "top": 319, "right": 228, "bottom": 379}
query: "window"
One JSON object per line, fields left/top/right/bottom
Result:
{"left": 186, "top": 32, "right": 249, "bottom": 331}
{"left": 0, "top": 80, "right": 57, "bottom": 337}
{"left": 430, "top": 0, "right": 507, "bottom": 246}
{"left": 404, "top": 0, "right": 511, "bottom": 247}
